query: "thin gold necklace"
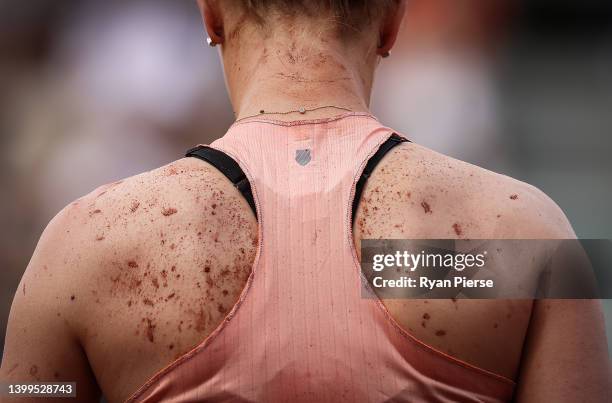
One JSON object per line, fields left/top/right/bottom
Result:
{"left": 234, "top": 105, "right": 354, "bottom": 123}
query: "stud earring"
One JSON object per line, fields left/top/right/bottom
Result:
{"left": 378, "top": 38, "right": 390, "bottom": 58}
{"left": 206, "top": 37, "right": 217, "bottom": 47}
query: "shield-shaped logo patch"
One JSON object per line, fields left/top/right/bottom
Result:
{"left": 295, "top": 149, "right": 312, "bottom": 166}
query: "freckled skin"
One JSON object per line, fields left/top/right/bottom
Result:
{"left": 0, "top": 158, "right": 258, "bottom": 403}
{"left": 1, "top": 144, "right": 610, "bottom": 402}
{"left": 353, "top": 142, "right": 609, "bottom": 386}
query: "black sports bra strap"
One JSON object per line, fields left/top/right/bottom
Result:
{"left": 186, "top": 134, "right": 408, "bottom": 223}
{"left": 186, "top": 146, "right": 257, "bottom": 219}
{"left": 352, "top": 133, "right": 410, "bottom": 220}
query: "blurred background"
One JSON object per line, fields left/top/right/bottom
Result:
{"left": 1, "top": 0, "right": 611, "bottom": 363}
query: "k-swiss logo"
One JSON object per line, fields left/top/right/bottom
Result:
{"left": 295, "top": 149, "right": 312, "bottom": 166}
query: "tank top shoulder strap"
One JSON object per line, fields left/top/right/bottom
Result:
{"left": 185, "top": 145, "right": 257, "bottom": 217}
{"left": 352, "top": 133, "right": 410, "bottom": 218}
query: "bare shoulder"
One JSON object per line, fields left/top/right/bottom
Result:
{"left": 3, "top": 157, "right": 258, "bottom": 401}
{"left": 356, "top": 142, "right": 575, "bottom": 240}
{"left": 36, "top": 155, "right": 258, "bottom": 336}
{"left": 37, "top": 157, "right": 256, "bottom": 281}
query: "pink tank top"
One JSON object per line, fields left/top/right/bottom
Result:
{"left": 127, "top": 113, "right": 515, "bottom": 402}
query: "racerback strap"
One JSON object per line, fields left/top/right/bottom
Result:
{"left": 186, "top": 133, "right": 409, "bottom": 222}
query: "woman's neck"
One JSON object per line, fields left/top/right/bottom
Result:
{"left": 222, "top": 32, "right": 378, "bottom": 121}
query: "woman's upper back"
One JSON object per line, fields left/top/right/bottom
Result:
{"left": 3, "top": 115, "right": 578, "bottom": 403}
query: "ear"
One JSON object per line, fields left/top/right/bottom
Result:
{"left": 197, "top": 0, "right": 224, "bottom": 45}
{"left": 378, "top": 0, "right": 407, "bottom": 56}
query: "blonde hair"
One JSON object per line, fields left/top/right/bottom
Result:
{"left": 238, "top": 0, "right": 397, "bottom": 34}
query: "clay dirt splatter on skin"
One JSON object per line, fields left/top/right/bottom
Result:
{"left": 162, "top": 207, "right": 178, "bottom": 217}
{"left": 452, "top": 223, "right": 463, "bottom": 236}
{"left": 421, "top": 201, "right": 432, "bottom": 214}
{"left": 144, "top": 318, "right": 156, "bottom": 343}
{"left": 7, "top": 364, "right": 19, "bottom": 375}
{"left": 130, "top": 201, "right": 141, "bottom": 213}
{"left": 89, "top": 209, "right": 102, "bottom": 217}
{"left": 82, "top": 166, "right": 260, "bottom": 370}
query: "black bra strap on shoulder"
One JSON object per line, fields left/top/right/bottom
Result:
{"left": 186, "top": 146, "right": 257, "bottom": 219}
{"left": 352, "top": 133, "right": 410, "bottom": 220}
